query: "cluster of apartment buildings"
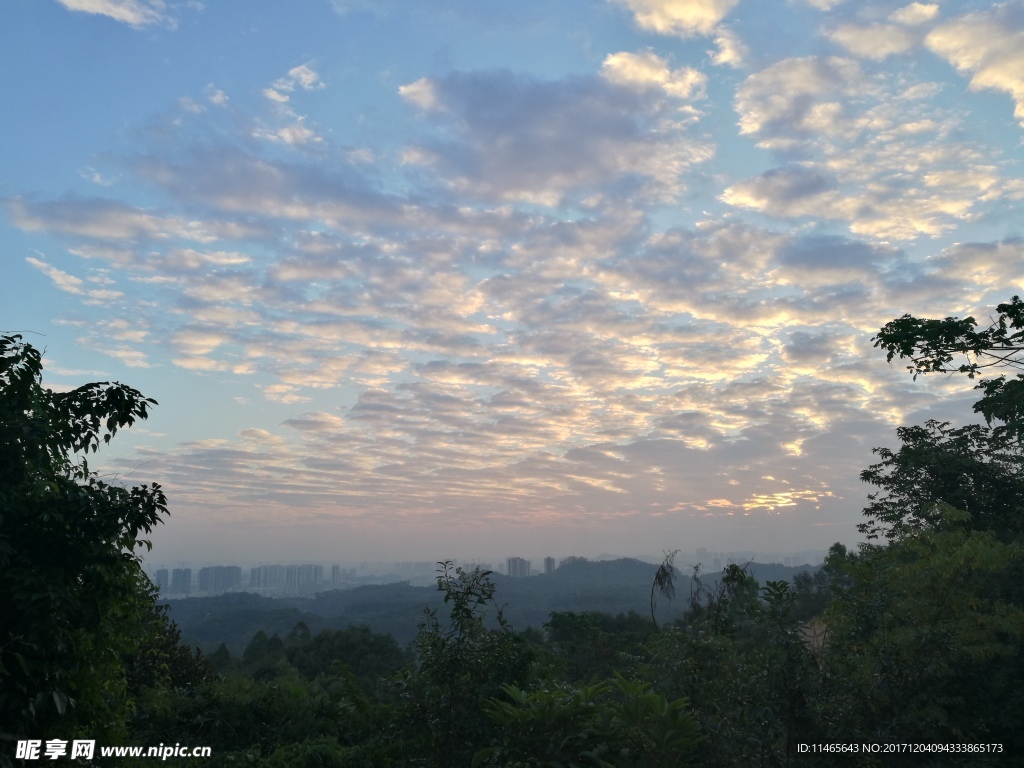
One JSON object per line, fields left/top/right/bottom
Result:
{"left": 153, "top": 563, "right": 358, "bottom": 597}
{"left": 152, "top": 549, "right": 830, "bottom": 598}
{"left": 505, "top": 555, "right": 588, "bottom": 576}
{"left": 152, "top": 557, "right": 569, "bottom": 597}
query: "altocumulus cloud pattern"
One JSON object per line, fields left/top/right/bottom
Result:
{"left": 4, "top": 0, "right": 1023, "bottom": 562}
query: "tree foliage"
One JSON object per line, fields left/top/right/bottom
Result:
{"left": 650, "top": 549, "right": 679, "bottom": 629}
{"left": 0, "top": 334, "right": 171, "bottom": 751}
{"left": 863, "top": 297, "right": 1024, "bottom": 540}
{"left": 859, "top": 420, "right": 1024, "bottom": 541}
{"left": 832, "top": 296, "right": 1024, "bottom": 759}
{"left": 395, "top": 562, "right": 533, "bottom": 767}
{"left": 818, "top": 515, "right": 1024, "bottom": 754}
{"left": 874, "top": 295, "right": 1024, "bottom": 442}
{"left": 477, "top": 675, "right": 701, "bottom": 768}
{"left": 873, "top": 295, "right": 1024, "bottom": 378}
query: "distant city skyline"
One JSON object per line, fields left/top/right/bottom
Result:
{"left": 4, "top": 1, "right": 1022, "bottom": 564}
{"left": 147, "top": 547, "right": 831, "bottom": 580}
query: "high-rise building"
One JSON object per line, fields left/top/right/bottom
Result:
{"left": 301, "top": 564, "right": 322, "bottom": 586}
{"left": 197, "top": 566, "right": 212, "bottom": 593}
{"left": 284, "top": 564, "right": 323, "bottom": 591}
{"left": 543, "top": 557, "right": 556, "bottom": 575}
{"left": 250, "top": 564, "right": 285, "bottom": 590}
{"left": 154, "top": 568, "right": 169, "bottom": 592}
{"left": 251, "top": 564, "right": 325, "bottom": 592}
{"left": 170, "top": 568, "right": 192, "bottom": 595}
{"left": 506, "top": 557, "right": 531, "bottom": 577}
{"left": 198, "top": 565, "right": 242, "bottom": 595}
{"left": 331, "top": 564, "right": 342, "bottom": 585}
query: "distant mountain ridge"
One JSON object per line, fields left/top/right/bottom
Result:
{"left": 164, "top": 558, "right": 821, "bottom": 652}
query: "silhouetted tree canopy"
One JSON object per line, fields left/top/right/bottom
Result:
{"left": 0, "top": 334, "right": 171, "bottom": 752}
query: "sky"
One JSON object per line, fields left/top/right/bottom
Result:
{"left": 2, "top": 0, "right": 1023, "bottom": 567}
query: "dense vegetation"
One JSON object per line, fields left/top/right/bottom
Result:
{"left": 4, "top": 297, "right": 1024, "bottom": 766}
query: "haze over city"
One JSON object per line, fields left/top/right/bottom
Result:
{"left": 3, "top": 0, "right": 1022, "bottom": 565}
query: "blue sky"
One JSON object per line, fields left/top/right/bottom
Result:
{"left": 3, "top": 0, "right": 1023, "bottom": 566}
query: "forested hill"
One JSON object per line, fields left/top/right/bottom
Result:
{"left": 164, "top": 558, "right": 821, "bottom": 651}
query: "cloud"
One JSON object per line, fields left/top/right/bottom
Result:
{"left": 398, "top": 78, "right": 439, "bottom": 110}
{"left": 720, "top": 166, "right": 952, "bottom": 241}
{"left": 827, "top": 3, "right": 939, "bottom": 60}
{"left": 724, "top": 166, "right": 836, "bottom": 209}
{"left": 263, "top": 63, "right": 325, "bottom": 103}
{"left": 722, "top": 167, "right": 855, "bottom": 226}
{"left": 829, "top": 23, "right": 918, "bottom": 60}
{"left": 735, "top": 56, "right": 868, "bottom": 141}
{"left": 711, "top": 28, "right": 747, "bottom": 67}
{"left": 890, "top": 2, "right": 939, "bottom": 26}
{"left": 282, "top": 411, "right": 349, "bottom": 432}
{"left": 263, "top": 87, "right": 290, "bottom": 104}
{"left": 171, "top": 327, "right": 233, "bottom": 356}
{"left": 612, "top": 0, "right": 740, "bottom": 37}
{"left": 257, "top": 65, "right": 326, "bottom": 145}
{"left": 926, "top": 3, "right": 1024, "bottom": 126}
{"left": 798, "top": 0, "right": 845, "bottom": 9}
{"left": 286, "top": 65, "right": 323, "bottom": 91}
{"left": 205, "top": 85, "right": 229, "bottom": 106}
{"left": 7, "top": 196, "right": 219, "bottom": 243}
{"left": 177, "top": 97, "right": 204, "bottom": 114}
{"left": 722, "top": 165, "right": 980, "bottom": 240}
{"left": 610, "top": 0, "right": 746, "bottom": 67}
{"left": 727, "top": 54, "right": 1017, "bottom": 239}
{"left": 775, "top": 234, "right": 899, "bottom": 282}
{"left": 112, "top": 363, "right": 894, "bottom": 551}
{"left": 28, "top": 193, "right": 954, "bottom": 555}
{"left": 83, "top": 341, "right": 151, "bottom": 368}
{"left": 13, "top": 27, "right": 1016, "bottom": 561}
{"left": 399, "top": 68, "right": 712, "bottom": 205}
{"left": 55, "top": 0, "right": 170, "bottom": 28}
{"left": 129, "top": 146, "right": 396, "bottom": 227}
{"left": 172, "top": 355, "right": 225, "bottom": 371}
{"left": 151, "top": 248, "right": 252, "bottom": 272}
{"left": 253, "top": 117, "right": 322, "bottom": 146}
{"left": 781, "top": 331, "right": 840, "bottom": 365}
{"left": 30, "top": 180, "right": 923, "bottom": 505}
{"left": 80, "top": 167, "right": 116, "bottom": 187}
{"left": 924, "top": 238, "right": 1024, "bottom": 293}
{"left": 84, "top": 288, "right": 125, "bottom": 303}
{"left": 600, "top": 51, "right": 707, "bottom": 98}
{"left": 26, "top": 255, "right": 84, "bottom": 294}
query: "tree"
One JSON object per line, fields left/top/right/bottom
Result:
{"left": 859, "top": 420, "right": 1024, "bottom": 540}
{"left": 0, "top": 334, "right": 169, "bottom": 750}
{"left": 650, "top": 549, "right": 679, "bottom": 629}
{"left": 873, "top": 295, "right": 1024, "bottom": 376}
{"left": 477, "top": 676, "right": 702, "bottom": 767}
{"left": 396, "top": 562, "right": 532, "bottom": 767}
{"left": 873, "top": 295, "right": 1024, "bottom": 442}
{"left": 544, "top": 610, "right": 654, "bottom": 684}
{"left": 284, "top": 624, "right": 410, "bottom": 693}
{"left": 645, "top": 564, "right": 822, "bottom": 766}
{"left": 863, "top": 298, "right": 1024, "bottom": 540}
{"left": 818, "top": 511, "right": 1024, "bottom": 754}
{"left": 808, "top": 299, "right": 1024, "bottom": 755}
